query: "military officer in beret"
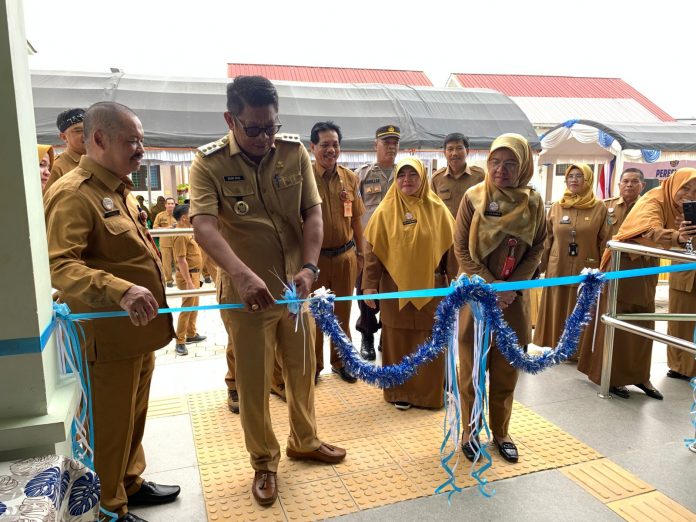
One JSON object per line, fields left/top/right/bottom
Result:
{"left": 355, "top": 124, "right": 400, "bottom": 360}
{"left": 431, "top": 133, "right": 485, "bottom": 280}
{"left": 44, "top": 101, "right": 179, "bottom": 522}
{"left": 44, "top": 108, "right": 86, "bottom": 191}
{"left": 189, "top": 75, "right": 346, "bottom": 508}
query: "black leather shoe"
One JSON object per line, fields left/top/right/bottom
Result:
{"left": 667, "top": 369, "right": 691, "bottom": 381}
{"left": 494, "top": 438, "right": 519, "bottom": 463}
{"left": 360, "top": 335, "right": 376, "bottom": 361}
{"left": 634, "top": 383, "right": 664, "bottom": 400}
{"left": 610, "top": 386, "right": 630, "bottom": 399}
{"left": 127, "top": 480, "right": 181, "bottom": 506}
{"left": 186, "top": 333, "right": 207, "bottom": 344}
{"left": 227, "top": 389, "right": 239, "bottom": 414}
{"left": 204, "top": 276, "right": 213, "bottom": 284}
{"left": 378, "top": 334, "right": 383, "bottom": 352}
{"left": 116, "top": 513, "right": 148, "bottom": 522}
{"left": 461, "top": 437, "right": 480, "bottom": 462}
{"left": 175, "top": 344, "right": 188, "bottom": 356}
{"left": 332, "top": 366, "right": 357, "bottom": 383}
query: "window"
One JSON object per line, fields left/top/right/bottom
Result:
{"left": 131, "top": 165, "right": 161, "bottom": 191}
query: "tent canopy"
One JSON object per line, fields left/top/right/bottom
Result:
{"left": 32, "top": 70, "right": 539, "bottom": 151}
{"left": 539, "top": 119, "right": 696, "bottom": 164}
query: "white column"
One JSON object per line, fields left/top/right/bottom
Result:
{"left": 0, "top": 0, "right": 78, "bottom": 460}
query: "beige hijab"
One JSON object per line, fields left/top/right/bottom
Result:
{"left": 559, "top": 163, "right": 598, "bottom": 209}
{"left": 467, "top": 133, "right": 541, "bottom": 264}
{"left": 364, "top": 157, "right": 454, "bottom": 310}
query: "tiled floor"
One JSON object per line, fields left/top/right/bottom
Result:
{"left": 133, "top": 283, "right": 696, "bottom": 521}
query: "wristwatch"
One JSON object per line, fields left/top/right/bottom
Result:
{"left": 302, "top": 263, "right": 320, "bottom": 281}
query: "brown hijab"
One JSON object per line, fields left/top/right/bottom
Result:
{"left": 558, "top": 163, "right": 598, "bottom": 209}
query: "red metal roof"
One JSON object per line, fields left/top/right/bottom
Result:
{"left": 227, "top": 63, "right": 433, "bottom": 86}
{"left": 451, "top": 74, "right": 673, "bottom": 122}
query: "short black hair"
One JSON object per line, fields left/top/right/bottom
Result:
{"left": 165, "top": 196, "right": 176, "bottom": 204}
{"left": 173, "top": 204, "right": 189, "bottom": 221}
{"left": 226, "top": 76, "right": 279, "bottom": 116}
{"left": 310, "top": 121, "right": 342, "bottom": 144}
{"left": 621, "top": 168, "right": 645, "bottom": 183}
{"left": 84, "top": 101, "right": 138, "bottom": 140}
{"left": 443, "top": 132, "right": 470, "bottom": 149}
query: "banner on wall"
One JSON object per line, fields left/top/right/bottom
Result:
{"left": 623, "top": 160, "right": 696, "bottom": 180}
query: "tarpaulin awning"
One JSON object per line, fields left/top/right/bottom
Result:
{"left": 31, "top": 70, "right": 539, "bottom": 152}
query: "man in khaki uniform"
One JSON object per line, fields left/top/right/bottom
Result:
{"left": 153, "top": 197, "right": 177, "bottom": 287}
{"left": 189, "top": 76, "right": 346, "bottom": 507}
{"left": 603, "top": 168, "right": 645, "bottom": 236}
{"left": 172, "top": 203, "right": 207, "bottom": 356}
{"left": 355, "top": 125, "right": 400, "bottom": 360}
{"left": 44, "top": 101, "right": 179, "bottom": 522}
{"left": 309, "top": 121, "right": 365, "bottom": 384}
{"left": 44, "top": 108, "right": 86, "bottom": 191}
{"left": 431, "top": 133, "right": 485, "bottom": 280}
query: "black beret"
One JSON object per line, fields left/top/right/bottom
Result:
{"left": 56, "top": 108, "right": 85, "bottom": 133}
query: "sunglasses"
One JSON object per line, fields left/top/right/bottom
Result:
{"left": 234, "top": 115, "right": 282, "bottom": 138}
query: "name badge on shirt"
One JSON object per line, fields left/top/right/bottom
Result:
{"left": 343, "top": 200, "right": 353, "bottom": 218}
{"left": 103, "top": 209, "right": 121, "bottom": 218}
{"left": 403, "top": 211, "right": 417, "bottom": 225}
{"left": 224, "top": 175, "right": 245, "bottom": 182}
{"left": 560, "top": 215, "right": 571, "bottom": 224}
{"left": 484, "top": 201, "right": 502, "bottom": 217}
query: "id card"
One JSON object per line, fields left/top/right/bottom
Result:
{"left": 343, "top": 200, "right": 352, "bottom": 218}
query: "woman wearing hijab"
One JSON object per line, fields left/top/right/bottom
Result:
{"left": 579, "top": 168, "right": 696, "bottom": 398}
{"left": 362, "top": 157, "right": 454, "bottom": 410}
{"left": 454, "top": 134, "right": 546, "bottom": 463}
{"left": 533, "top": 164, "right": 610, "bottom": 359}
{"left": 38, "top": 144, "right": 54, "bottom": 192}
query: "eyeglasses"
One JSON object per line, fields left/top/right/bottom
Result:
{"left": 566, "top": 173, "right": 584, "bottom": 180}
{"left": 234, "top": 116, "right": 282, "bottom": 138}
{"left": 487, "top": 159, "right": 519, "bottom": 171}
{"left": 396, "top": 172, "right": 420, "bottom": 180}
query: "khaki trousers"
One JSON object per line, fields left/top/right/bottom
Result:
{"left": 89, "top": 352, "right": 154, "bottom": 517}
{"left": 221, "top": 307, "right": 321, "bottom": 471}
{"left": 160, "top": 246, "right": 175, "bottom": 282}
{"left": 314, "top": 250, "right": 357, "bottom": 373}
{"left": 225, "top": 338, "right": 284, "bottom": 392}
{"left": 175, "top": 274, "right": 199, "bottom": 343}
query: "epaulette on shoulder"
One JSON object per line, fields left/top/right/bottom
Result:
{"left": 432, "top": 166, "right": 447, "bottom": 178}
{"left": 197, "top": 136, "right": 229, "bottom": 158}
{"left": 274, "top": 133, "right": 302, "bottom": 144}
{"left": 603, "top": 196, "right": 620, "bottom": 203}
{"left": 60, "top": 168, "right": 91, "bottom": 190}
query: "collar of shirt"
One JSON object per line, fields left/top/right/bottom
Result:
{"left": 313, "top": 161, "right": 339, "bottom": 180}
{"left": 445, "top": 163, "right": 471, "bottom": 180}
{"left": 79, "top": 156, "right": 134, "bottom": 195}
{"left": 65, "top": 148, "right": 82, "bottom": 163}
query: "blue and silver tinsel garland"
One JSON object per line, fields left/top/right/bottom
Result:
{"left": 309, "top": 269, "right": 606, "bottom": 388}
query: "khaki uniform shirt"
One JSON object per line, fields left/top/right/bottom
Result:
{"left": 431, "top": 164, "right": 485, "bottom": 216}
{"left": 313, "top": 162, "right": 365, "bottom": 248}
{"left": 153, "top": 211, "right": 176, "bottom": 247}
{"left": 541, "top": 202, "right": 610, "bottom": 278}
{"left": 45, "top": 149, "right": 81, "bottom": 191}
{"left": 44, "top": 156, "right": 174, "bottom": 361}
{"left": 189, "top": 133, "right": 321, "bottom": 306}
{"left": 454, "top": 192, "right": 546, "bottom": 344}
{"left": 356, "top": 163, "right": 394, "bottom": 228}
{"left": 173, "top": 235, "right": 203, "bottom": 272}
{"left": 603, "top": 196, "right": 634, "bottom": 238}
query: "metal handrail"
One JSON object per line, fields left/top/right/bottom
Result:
{"left": 606, "top": 240, "right": 696, "bottom": 262}
{"left": 599, "top": 241, "right": 696, "bottom": 400}
{"left": 166, "top": 288, "right": 216, "bottom": 298}
{"left": 150, "top": 227, "right": 194, "bottom": 237}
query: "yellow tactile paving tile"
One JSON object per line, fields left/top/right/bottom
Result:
{"left": 280, "top": 477, "right": 358, "bottom": 521}
{"left": 185, "top": 375, "right": 696, "bottom": 521}
{"left": 340, "top": 465, "right": 422, "bottom": 510}
{"left": 560, "top": 458, "right": 654, "bottom": 503}
{"left": 608, "top": 491, "right": 696, "bottom": 522}
{"left": 147, "top": 395, "right": 189, "bottom": 418}
{"left": 206, "top": 493, "right": 285, "bottom": 522}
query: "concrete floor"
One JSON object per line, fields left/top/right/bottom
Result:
{"left": 134, "top": 283, "right": 696, "bottom": 521}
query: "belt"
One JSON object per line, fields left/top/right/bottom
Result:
{"left": 320, "top": 239, "right": 355, "bottom": 257}
{"left": 189, "top": 268, "right": 200, "bottom": 273}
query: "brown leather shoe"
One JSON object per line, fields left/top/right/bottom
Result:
{"left": 286, "top": 442, "right": 346, "bottom": 464}
{"left": 251, "top": 471, "right": 277, "bottom": 506}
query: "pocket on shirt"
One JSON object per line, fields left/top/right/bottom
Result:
{"left": 103, "top": 216, "right": 132, "bottom": 235}
{"left": 276, "top": 172, "right": 302, "bottom": 190}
